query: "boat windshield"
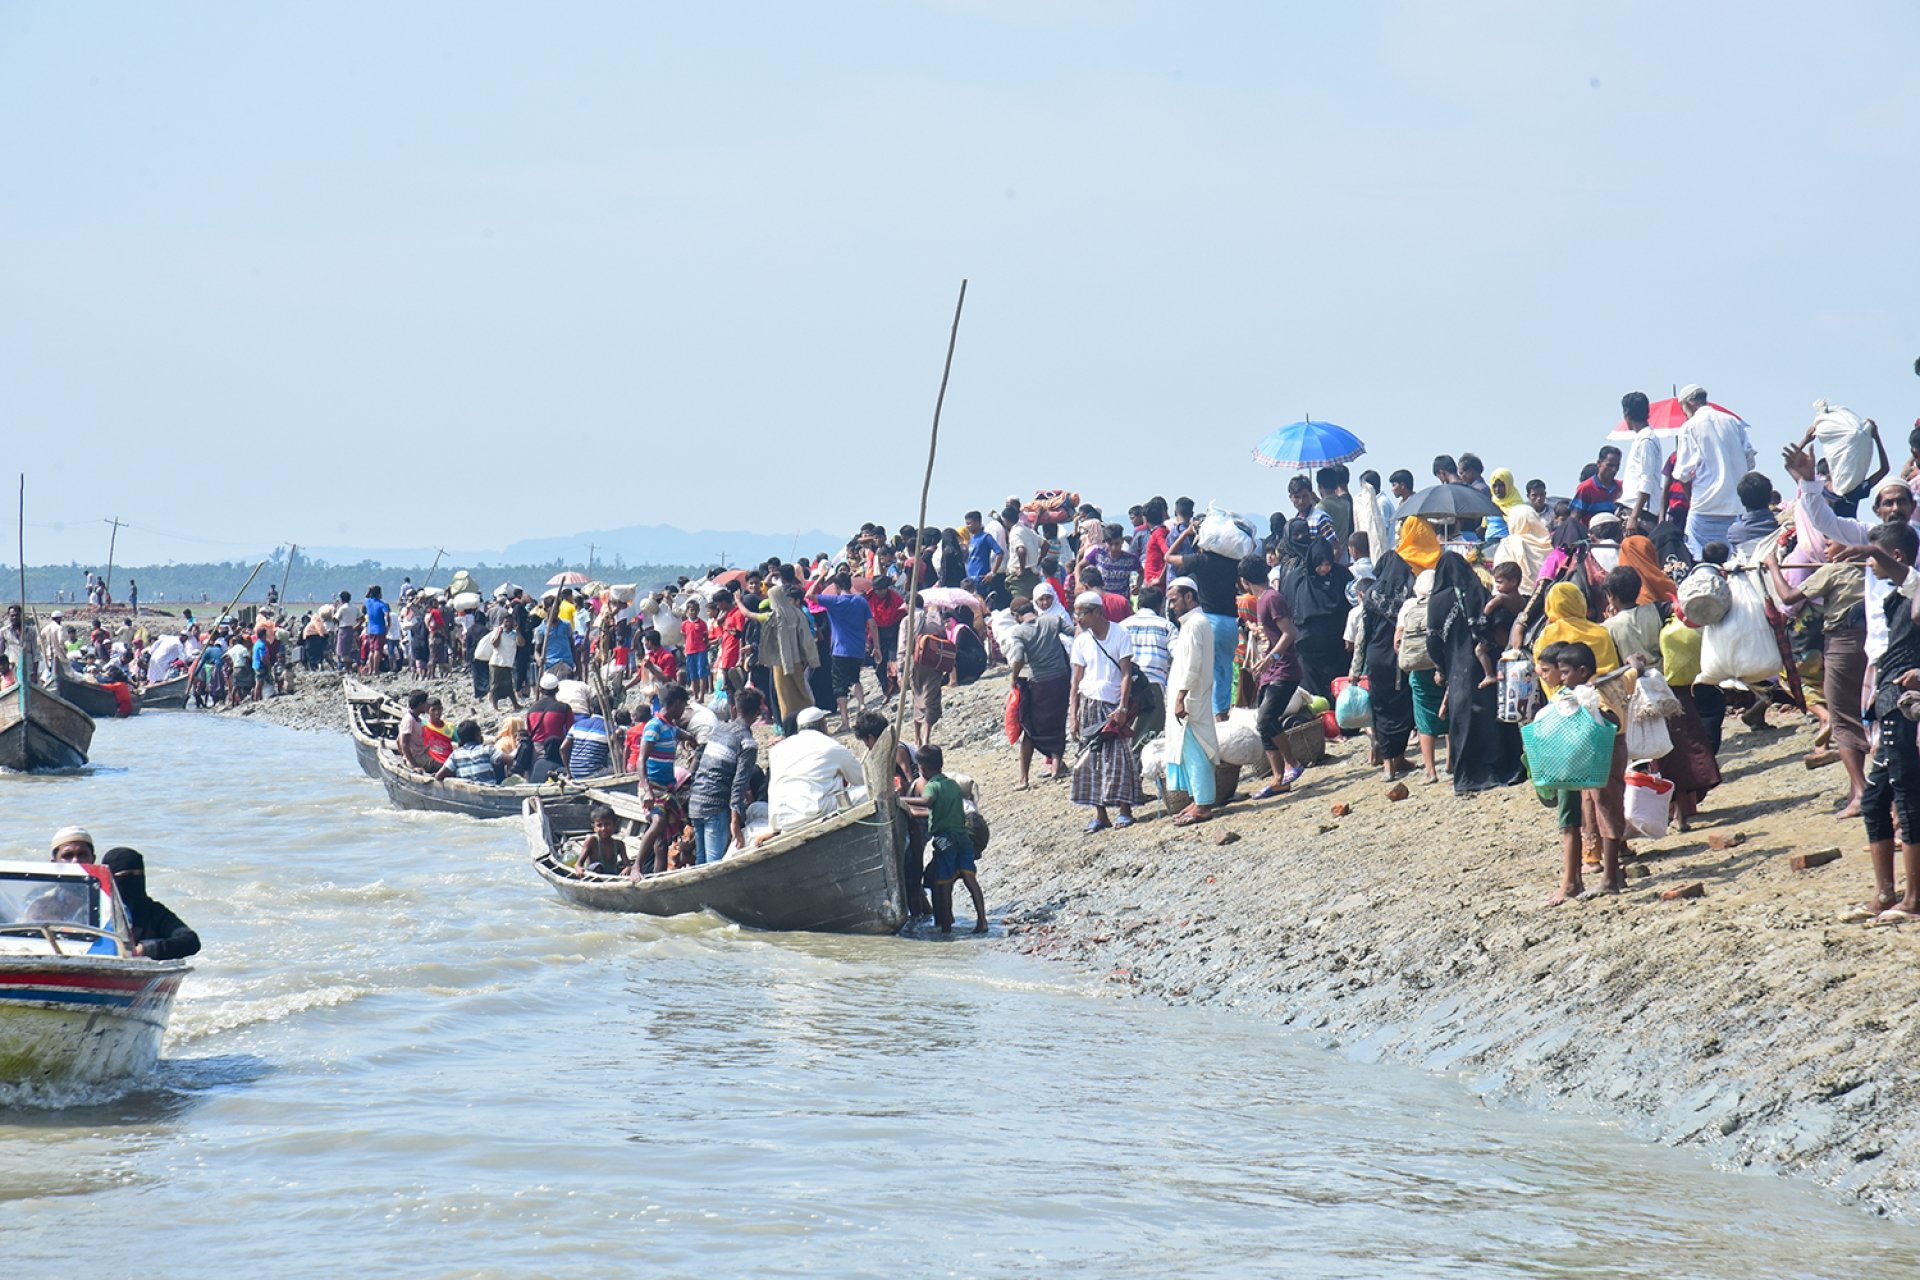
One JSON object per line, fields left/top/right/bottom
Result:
{"left": 0, "top": 870, "right": 119, "bottom": 949}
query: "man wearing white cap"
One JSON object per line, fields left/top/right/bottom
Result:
{"left": 766, "top": 705, "right": 863, "bottom": 833}
{"left": 51, "top": 827, "right": 95, "bottom": 863}
{"left": 1163, "top": 577, "right": 1220, "bottom": 826}
{"left": 39, "top": 610, "right": 66, "bottom": 685}
{"left": 1673, "top": 384, "right": 1757, "bottom": 557}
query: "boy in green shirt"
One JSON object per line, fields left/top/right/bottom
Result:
{"left": 904, "top": 746, "right": 986, "bottom": 934}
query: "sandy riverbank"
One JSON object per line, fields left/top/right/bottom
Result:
{"left": 204, "top": 661, "right": 1920, "bottom": 1215}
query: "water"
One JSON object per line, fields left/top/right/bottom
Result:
{"left": 3, "top": 715, "right": 1917, "bottom": 1278}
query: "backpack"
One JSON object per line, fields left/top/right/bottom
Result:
{"left": 913, "top": 631, "right": 956, "bottom": 675}
{"left": 1397, "top": 604, "right": 1436, "bottom": 672}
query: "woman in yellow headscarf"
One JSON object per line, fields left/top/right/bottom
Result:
{"left": 1396, "top": 515, "right": 1442, "bottom": 574}
{"left": 1486, "top": 468, "right": 1525, "bottom": 541}
{"left": 1533, "top": 581, "right": 1619, "bottom": 676}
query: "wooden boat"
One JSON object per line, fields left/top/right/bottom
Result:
{"left": 343, "top": 677, "right": 401, "bottom": 778}
{"left": 0, "top": 859, "right": 190, "bottom": 1085}
{"left": 139, "top": 672, "right": 190, "bottom": 710}
{"left": 525, "top": 727, "right": 907, "bottom": 935}
{"left": 372, "top": 744, "right": 637, "bottom": 835}
{"left": 0, "top": 680, "right": 95, "bottom": 772}
{"left": 54, "top": 665, "right": 138, "bottom": 719}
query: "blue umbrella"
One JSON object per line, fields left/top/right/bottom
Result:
{"left": 1251, "top": 418, "right": 1365, "bottom": 469}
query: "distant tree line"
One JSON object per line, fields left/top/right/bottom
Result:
{"left": 9, "top": 550, "right": 706, "bottom": 607}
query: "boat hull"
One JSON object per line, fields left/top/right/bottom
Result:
{"left": 139, "top": 674, "right": 190, "bottom": 710}
{"left": 525, "top": 726, "right": 908, "bottom": 935}
{"left": 55, "top": 669, "right": 138, "bottom": 719}
{"left": 380, "top": 761, "right": 622, "bottom": 834}
{"left": 0, "top": 684, "right": 95, "bottom": 771}
{"left": 0, "top": 958, "right": 189, "bottom": 1085}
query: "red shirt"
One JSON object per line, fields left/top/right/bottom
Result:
{"left": 867, "top": 589, "right": 907, "bottom": 629}
{"left": 718, "top": 607, "right": 746, "bottom": 668}
{"left": 1101, "top": 592, "right": 1132, "bottom": 624}
{"left": 682, "top": 617, "right": 710, "bottom": 653}
{"left": 1142, "top": 527, "right": 1169, "bottom": 587}
{"left": 646, "top": 648, "right": 680, "bottom": 681}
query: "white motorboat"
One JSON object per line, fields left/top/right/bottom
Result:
{"left": 0, "top": 859, "right": 191, "bottom": 1086}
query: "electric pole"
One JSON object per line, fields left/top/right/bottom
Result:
{"left": 104, "top": 516, "right": 124, "bottom": 607}
{"left": 587, "top": 543, "right": 597, "bottom": 577}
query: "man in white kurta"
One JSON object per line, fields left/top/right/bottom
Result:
{"left": 1164, "top": 577, "right": 1219, "bottom": 824}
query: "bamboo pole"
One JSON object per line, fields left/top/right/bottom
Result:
{"left": 178, "top": 559, "right": 270, "bottom": 697}
{"left": 16, "top": 476, "right": 27, "bottom": 715}
{"left": 891, "top": 280, "right": 968, "bottom": 740}
{"left": 279, "top": 543, "right": 298, "bottom": 605}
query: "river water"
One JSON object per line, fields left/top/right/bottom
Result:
{"left": 3, "top": 714, "right": 1917, "bottom": 1278}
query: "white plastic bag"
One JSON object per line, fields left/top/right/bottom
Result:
{"left": 1213, "top": 716, "right": 1265, "bottom": 767}
{"left": 1811, "top": 399, "right": 1873, "bottom": 496}
{"left": 1197, "top": 502, "right": 1257, "bottom": 560}
{"left": 1631, "top": 668, "right": 1682, "bottom": 720}
{"left": 1625, "top": 706, "right": 1672, "bottom": 760}
{"left": 1699, "top": 568, "right": 1780, "bottom": 684}
{"left": 473, "top": 630, "right": 497, "bottom": 663}
{"left": 1624, "top": 766, "right": 1674, "bottom": 839}
{"left": 1677, "top": 564, "right": 1731, "bottom": 626}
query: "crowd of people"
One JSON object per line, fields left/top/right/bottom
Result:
{"left": 16, "top": 384, "right": 1920, "bottom": 928}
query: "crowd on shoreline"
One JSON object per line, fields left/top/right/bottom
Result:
{"left": 12, "top": 385, "right": 1920, "bottom": 920}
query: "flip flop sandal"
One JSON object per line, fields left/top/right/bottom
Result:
{"left": 1082, "top": 819, "right": 1110, "bottom": 835}
{"left": 1280, "top": 765, "right": 1304, "bottom": 787}
{"left": 1252, "top": 784, "right": 1289, "bottom": 800}
{"left": 1876, "top": 907, "right": 1920, "bottom": 925}
{"left": 1113, "top": 814, "right": 1137, "bottom": 829}
{"left": 1171, "top": 812, "right": 1207, "bottom": 827}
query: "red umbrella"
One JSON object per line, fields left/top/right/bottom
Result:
{"left": 1605, "top": 397, "right": 1740, "bottom": 442}
{"left": 546, "top": 570, "right": 589, "bottom": 587}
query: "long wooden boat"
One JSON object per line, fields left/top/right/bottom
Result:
{"left": 139, "top": 672, "right": 190, "bottom": 710}
{"left": 372, "top": 744, "right": 637, "bottom": 835}
{"left": 54, "top": 666, "right": 138, "bottom": 719}
{"left": 343, "top": 678, "right": 401, "bottom": 778}
{"left": 0, "top": 859, "right": 190, "bottom": 1085}
{"left": 0, "top": 681, "right": 95, "bottom": 772}
{"left": 525, "top": 727, "right": 907, "bottom": 935}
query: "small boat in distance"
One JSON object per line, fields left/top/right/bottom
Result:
{"left": 0, "top": 859, "right": 190, "bottom": 1086}
{"left": 0, "top": 681, "right": 95, "bottom": 772}
{"left": 525, "top": 726, "right": 907, "bottom": 935}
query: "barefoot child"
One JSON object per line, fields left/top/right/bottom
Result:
{"left": 577, "top": 804, "right": 629, "bottom": 876}
{"left": 1479, "top": 561, "right": 1524, "bottom": 687}
{"left": 903, "top": 745, "right": 987, "bottom": 934}
{"left": 1544, "top": 641, "right": 1627, "bottom": 905}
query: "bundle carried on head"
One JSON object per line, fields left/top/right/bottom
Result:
{"left": 1023, "top": 489, "right": 1081, "bottom": 524}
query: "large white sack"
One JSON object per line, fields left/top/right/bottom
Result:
{"left": 1812, "top": 399, "right": 1874, "bottom": 496}
{"left": 1141, "top": 738, "right": 1168, "bottom": 780}
{"left": 1197, "top": 502, "right": 1258, "bottom": 561}
{"left": 1699, "top": 567, "right": 1780, "bottom": 684}
{"left": 1352, "top": 478, "right": 1391, "bottom": 568}
{"left": 1214, "top": 716, "right": 1265, "bottom": 767}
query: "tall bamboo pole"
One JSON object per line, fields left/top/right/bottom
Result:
{"left": 891, "top": 280, "right": 968, "bottom": 739}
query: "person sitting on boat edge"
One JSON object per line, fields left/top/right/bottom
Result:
{"left": 395, "top": 689, "right": 433, "bottom": 771}
{"left": 436, "top": 719, "right": 502, "bottom": 785}
{"left": 576, "top": 804, "right": 629, "bottom": 876}
{"left": 101, "top": 848, "right": 200, "bottom": 960}
{"left": 764, "top": 706, "right": 863, "bottom": 839}
{"left": 901, "top": 745, "right": 987, "bottom": 935}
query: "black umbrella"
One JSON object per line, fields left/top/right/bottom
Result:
{"left": 1396, "top": 483, "right": 1503, "bottom": 522}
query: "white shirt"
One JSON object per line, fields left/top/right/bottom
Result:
{"left": 766, "top": 729, "right": 863, "bottom": 831}
{"left": 1674, "top": 408, "right": 1756, "bottom": 518}
{"left": 1790, "top": 478, "right": 1920, "bottom": 661}
{"left": 1071, "top": 623, "right": 1135, "bottom": 704}
{"left": 145, "top": 635, "right": 186, "bottom": 682}
{"left": 1008, "top": 523, "right": 1044, "bottom": 576}
{"left": 1619, "top": 429, "right": 1667, "bottom": 514}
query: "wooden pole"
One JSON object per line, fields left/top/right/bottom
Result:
{"left": 278, "top": 542, "right": 298, "bottom": 605}
{"left": 103, "top": 516, "right": 124, "bottom": 607}
{"left": 422, "top": 547, "right": 447, "bottom": 591}
{"left": 179, "top": 559, "right": 270, "bottom": 697}
{"left": 892, "top": 279, "right": 968, "bottom": 739}
{"left": 17, "top": 476, "right": 28, "bottom": 713}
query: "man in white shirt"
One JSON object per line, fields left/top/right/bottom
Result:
{"left": 1617, "top": 391, "right": 1667, "bottom": 531}
{"left": 38, "top": 611, "right": 66, "bottom": 684}
{"left": 1672, "top": 383, "right": 1756, "bottom": 556}
{"left": 765, "top": 706, "right": 863, "bottom": 833}
{"left": 1782, "top": 442, "right": 1916, "bottom": 664}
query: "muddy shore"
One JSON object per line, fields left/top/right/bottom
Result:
{"left": 202, "top": 661, "right": 1920, "bottom": 1216}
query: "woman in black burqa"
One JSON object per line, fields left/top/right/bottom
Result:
{"left": 1362, "top": 551, "right": 1416, "bottom": 779}
{"left": 1281, "top": 535, "right": 1352, "bottom": 699}
{"left": 1427, "top": 551, "right": 1525, "bottom": 793}
{"left": 101, "top": 847, "right": 201, "bottom": 960}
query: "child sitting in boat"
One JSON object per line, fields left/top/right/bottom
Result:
{"left": 576, "top": 805, "right": 629, "bottom": 876}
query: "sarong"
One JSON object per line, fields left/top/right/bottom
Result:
{"left": 1019, "top": 672, "right": 1070, "bottom": 759}
{"left": 1071, "top": 697, "right": 1145, "bottom": 809}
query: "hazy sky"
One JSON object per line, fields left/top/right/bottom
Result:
{"left": 5, "top": 1, "right": 1917, "bottom": 566}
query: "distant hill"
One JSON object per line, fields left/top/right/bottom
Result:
{"left": 500, "top": 523, "right": 841, "bottom": 570}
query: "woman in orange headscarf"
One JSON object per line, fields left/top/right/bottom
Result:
{"left": 1396, "top": 516, "right": 1443, "bottom": 574}
{"left": 1618, "top": 535, "right": 1677, "bottom": 604}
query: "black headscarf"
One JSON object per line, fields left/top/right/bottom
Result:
{"left": 1427, "top": 551, "right": 1489, "bottom": 651}
{"left": 102, "top": 847, "right": 150, "bottom": 911}
{"left": 1362, "top": 550, "right": 1415, "bottom": 671}
{"left": 1551, "top": 518, "right": 1589, "bottom": 556}
{"left": 1283, "top": 538, "right": 1353, "bottom": 625}
{"left": 1651, "top": 519, "right": 1693, "bottom": 574}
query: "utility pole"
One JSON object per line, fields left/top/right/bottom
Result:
{"left": 279, "top": 543, "right": 298, "bottom": 605}
{"left": 104, "top": 516, "right": 124, "bottom": 607}
{"left": 587, "top": 543, "right": 597, "bottom": 577}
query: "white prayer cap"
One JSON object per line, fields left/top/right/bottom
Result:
{"left": 1678, "top": 383, "right": 1707, "bottom": 404}
{"left": 51, "top": 826, "right": 92, "bottom": 853}
{"left": 1073, "top": 591, "right": 1105, "bottom": 611}
{"left": 1166, "top": 576, "right": 1199, "bottom": 596}
{"left": 796, "top": 706, "right": 829, "bottom": 730}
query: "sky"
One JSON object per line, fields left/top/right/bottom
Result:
{"left": 4, "top": 1, "right": 1917, "bottom": 567}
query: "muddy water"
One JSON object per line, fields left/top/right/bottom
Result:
{"left": 1, "top": 714, "right": 1914, "bottom": 1277}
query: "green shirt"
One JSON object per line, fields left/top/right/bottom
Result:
{"left": 922, "top": 774, "right": 967, "bottom": 837}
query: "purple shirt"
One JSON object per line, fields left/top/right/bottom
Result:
{"left": 1255, "top": 589, "right": 1303, "bottom": 685}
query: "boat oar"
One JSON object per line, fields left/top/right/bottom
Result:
{"left": 178, "top": 559, "right": 269, "bottom": 700}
